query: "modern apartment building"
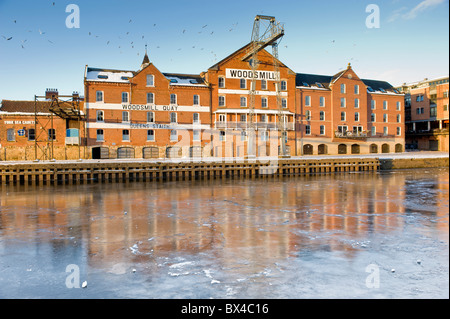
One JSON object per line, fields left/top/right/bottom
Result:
{"left": 397, "top": 76, "right": 449, "bottom": 151}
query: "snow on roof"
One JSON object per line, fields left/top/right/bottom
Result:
{"left": 85, "top": 67, "right": 134, "bottom": 83}
{"left": 163, "top": 73, "right": 207, "bottom": 87}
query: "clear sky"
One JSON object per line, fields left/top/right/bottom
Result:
{"left": 0, "top": 0, "right": 448, "bottom": 100}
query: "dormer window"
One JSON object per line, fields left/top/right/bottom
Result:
{"left": 97, "top": 75, "right": 108, "bottom": 79}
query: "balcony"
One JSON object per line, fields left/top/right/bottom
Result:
{"left": 334, "top": 131, "right": 368, "bottom": 140}
{"left": 215, "top": 121, "right": 295, "bottom": 131}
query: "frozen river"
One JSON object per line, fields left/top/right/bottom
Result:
{"left": 0, "top": 167, "right": 448, "bottom": 299}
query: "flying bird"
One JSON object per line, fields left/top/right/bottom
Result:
{"left": 202, "top": 25, "right": 207, "bottom": 28}
{"left": 39, "top": 29, "right": 45, "bottom": 35}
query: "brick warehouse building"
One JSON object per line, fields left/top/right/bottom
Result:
{"left": 0, "top": 89, "right": 85, "bottom": 161}
{"left": 84, "top": 50, "right": 212, "bottom": 159}
{"left": 83, "top": 44, "right": 404, "bottom": 159}
{"left": 1, "top": 44, "right": 405, "bottom": 161}
{"left": 296, "top": 63, "right": 405, "bottom": 155}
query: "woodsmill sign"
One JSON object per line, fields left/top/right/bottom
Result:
{"left": 226, "top": 68, "right": 280, "bottom": 80}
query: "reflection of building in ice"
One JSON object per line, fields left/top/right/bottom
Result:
{"left": 0, "top": 170, "right": 448, "bottom": 270}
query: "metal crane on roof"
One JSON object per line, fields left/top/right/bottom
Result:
{"left": 242, "top": 15, "right": 286, "bottom": 157}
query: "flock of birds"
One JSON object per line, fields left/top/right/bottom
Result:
{"left": 1, "top": 2, "right": 356, "bottom": 65}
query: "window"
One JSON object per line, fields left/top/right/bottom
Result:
{"left": 371, "top": 100, "right": 376, "bottom": 110}
{"left": 193, "top": 113, "right": 200, "bottom": 124}
{"left": 240, "top": 97, "right": 247, "bottom": 107}
{"left": 281, "top": 98, "right": 287, "bottom": 108}
{"left": 340, "top": 97, "right": 346, "bottom": 107}
{"left": 240, "top": 114, "right": 246, "bottom": 122}
{"left": 396, "top": 114, "right": 401, "bottom": 123}
{"left": 305, "top": 125, "right": 311, "bottom": 135}
{"left": 354, "top": 98, "right": 359, "bottom": 108}
{"left": 122, "top": 130, "right": 130, "bottom": 141}
{"left": 261, "top": 130, "right": 269, "bottom": 142}
{"left": 147, "top": 130, "right": 155, "bottom": 141}
{"left": 193, "top": 94, "right": 199, "bottom": 106}
{"left": 96, "top": 110, "right": 104, "bottom": 122}
{"left": 7, "top": 128, "right": 15, "bottom": 141}
{"left": 260, "top": 114, "right": 267, "bottom": 123}
{"left": 240, "top": 130, "right": 247, "bottom": 141}
{"left": 383, "top": 114, "right": 388, "bottom": 123}
{"left": 396, "top": 127, "right": 401, "bottom": 136}
{"left": 170, "top": 130, "right": 177, "bottom": 141}
{"left": 371, "top": 113, "right": 376, "bottom": 122}
{"left": 97, "top": 129, "right": 104, "bottom": 141}
{"left": 170, "top": 112, "right": 177, "bottom": 123}
{"left": 261, "top": 97, "right": 268, "bottom": 108}
{"left": 218, "top": 77, "right": 225, "bottom": 88}
{"left": 147, "top": 112, "right": 154, "bottom": 123}
{"left": 261, "top": 80, "right": 267, "bottom": 90}
{"left": 170, "top": 94, "right": 177, "bottom": 105}
{"left": 193, "top": 130, "right": 200, "bottom": 141}
{"left": 219, "top": 130, "right": 226, "bottom": 141}
{"left": 240, "top": 78, "right": 246, "bottom": 89}
{"left": 305, "top": 96, "right": 311, "bottom": 106}
{"left": 383, "top": 100, "right": 388, "bottom": 110}
{"left": 146, "top": 74, "right": 154, "bottom": 86}
{"left": 320, "top": 111, "right": 325, "bottom": 121}
{"left": 355, "top": 112, "right": 360, "bottom": 122}
{"left": 320, "top": 125, "right": 325, "bottom": 135}
{"left": 444, "top": 104, "right": 448, "bottom": 111}
{"left": 122, "top": 111, "right": 130, "bottom": 123}
{"left": 305, "top": 110, "right": 311, "bottom": 121}
{"left": 147, "top": 93, "right": 154, "bottom": 104}
{"left": 444, "top": 90, "right": 449, "bottom": 98}
{"left": 396, "top": 101, "right": 401, "bottom": 111}
{"left": 219, "top": 96, "right": 225, "bottom": 107}
{"left": 354, "top": 85, "right": 359, "bottom": 94}
{"left": 96, "top": 91, "right": 103, "bottom": 102}
{"left": 28, "top": 128, "right": 35, "bottom": 141}
{"left": 383, "top": 127, "right": 388, "bottom": 136}
{"left": 341, "top": 84, "right": 346, "bottom": 93}
{"left": 319, "top": 96, "right": 325, "bottom": 107}
{"left": 122, "top": 92, "right": 129, "bottom": 103}
{"left": 430, "top": 106, "right": 437, "bottom": 117}
{"left": 218, "top": 114, "right": 226, "bottom": 122}
{"left": 48, "top": 129, "right": 56, "bottom": 141}
{"left": 281, "top": 80, "right": 287, "bottom": 91}
{"left": 338, "top": 125, "right": 348, "bottom": 134}
{"left": 341, "top": 111, "right": 346, "bottom": 121}
{"left": 371, "top": 126, "right": 376, "bottom": 136}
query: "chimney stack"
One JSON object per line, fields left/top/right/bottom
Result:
{"left": 45, "top": 88, "right": 59, "bottom": 100}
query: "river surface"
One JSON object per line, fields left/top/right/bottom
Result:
{"left": 0, "top": 168, "right": 448, "bottom": 299}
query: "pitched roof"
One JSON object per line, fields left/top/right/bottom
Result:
{"left": 296, "top": 72, "right": 399, "bottom": 93}
{"left": 162, "top": 73, "right": 207, "bottom": 87}
{"left": 0, "top": 100, "right": 52, "bottom": 114}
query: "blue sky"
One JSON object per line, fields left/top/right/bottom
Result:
{"left": 0, "top": 0, "right": 448, "bottom": 100}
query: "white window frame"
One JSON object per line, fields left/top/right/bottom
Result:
{"left": 341, "top": 84, "right": 346, "bottom": 94}
{"left": 96, "top": 91, "right": 103, "bottom": 102}
{"left": 240, "top": 96, "right": 247, "bottom": 107}
{"left": 170, "top": 94, "right": 177, "bottom": 105}
{"left": 146, "top": 74, "right": 154, "bottom": 87}
{"left": 122, "top": 129, "right": 130, "bottom": 141}
{"left": 320, "top": 111, "right": 325, "bottom": 121}
{"left": 319, "top": 96, "right": 325, "bottom": 107}
{"left": 354, "top": 98, "right": 359, "bottom": 108}
{"left": 261, "top": 97, "right": 268, "bottom": 108}
{"left": 96, "top": 110, "right": 104, "bottom": 122}
{"left": 96, "top": 129, "right": 104, "bottom": 142}
{"left": 396, "top": 127, "right": 401, "bottom": 136}
{"left": 281, "top": 80, "right": 287, "bottom": 91}
{"left": 122, "top": 111, "right": 130, "bottom": 123}
{"left": 193, "top": 94, "right": 200, "bottom": 106}
{"left": 341, "top": 111, "right": 346, "bottom": 121}
{"left": 218, "top": 96, "right": 225, "bottom": 107}
{"left": 193, "top": 113, "right": 200, "bottom": 124}
{"left": 305, "top": 125, "right": 311, "bottom": 135}
{"left": 218, "top": 77, "right": 225, "bottom": 88}
{"left": 355, "top": 112, "right": 360, "bottom": 122}
{"left": 383, "top": 100, "right": 388, "bottom": 110}
{"left": 147, "top": 129, "right": 155, "bottom": 141}
{"left": 261, "top": 79, "right": 267, "bottom": 90}
{"left": 147, "top": 92, "right": 154, "bottom": 104}
{"left": 305, "top": 95, "right": 311, "bottom": 106}
{"left": 147, "top": 112, "right": 155, "bottom": 123}
{"left": 371, "top": 126, "right": 376, "bottom": 136}
{"left": 122, "top": 92, "right": 129, "bottom": 103}
{"left": 320, "top": 125, "right": 325, "bottom": 135}
{"left": 383, "top": 127, "right": 388, "bottom": 136}
{"left": 340, "top": 97, "right": 346, "bottom": 108}
{"left": 354, "top": 85, "right": 359, "bottom": 94}
{"left": 170, "top": 112, "right": 177, "bottom": 123}
{"left": 240, "top": 78, "right": 246, "bottom": 89}
{"left": 170, "top": 129, "right": 178, "bottom": 142}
